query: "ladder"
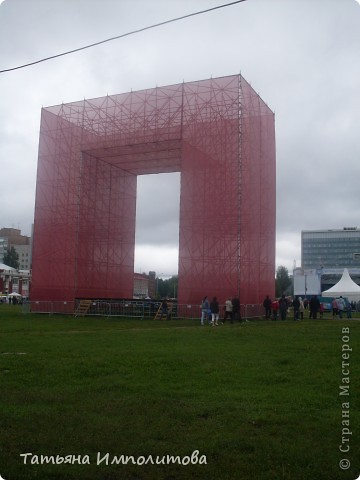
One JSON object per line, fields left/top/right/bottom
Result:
{"left": 153, "top": 302, "right": 173, "bottom": 320}
{"left": 74, "top": 299, "right": 92, "bottom": 317}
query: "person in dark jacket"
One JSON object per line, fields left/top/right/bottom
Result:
{"left": 263, "top": 295, "right": 272, "bottom": 319}
{"left": 210, "top": 296, "right": 220, "bottom": 326}
{"left": 279, "top": 295, "right": 288, "bottom": 320}
{"left": 231, "top": 296, "right": 241, "bottom": 322}
{"left": 159, "top": 299, "right": 170, "bottom": 320}
{"left": 201, "top": 296, "right": 210, "bottom": 325}
{"left": 293, "top": 296, "right": 300, "bottom": 320}
{"left": 309, "top": 295, "right": 320, "bottom": 319}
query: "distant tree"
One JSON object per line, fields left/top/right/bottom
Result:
{"left": 157, "top": 278, "right": 166, "bottom": 298}
{"left": 3, "top": 246, "right": 19, "bottom": 269}
{"left": 167, "top": 275, "right": 178, "bottom": 298}
{"left": 156, "top": 275, "right": 178, "bottom": 299}
{"left": 276, "top": 265, "right": 291, "bottom": 297}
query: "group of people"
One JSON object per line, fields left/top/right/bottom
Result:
{"left": 263, "top": 294, "right": 353, "bottom": 320}
{"left": 330, "top": 296, "right": 352, "bottom": 319}
{"left": 263, "top": 295, "right": 293, "bottom": 321}
{"left": 0, "top": 295, "right": 22, "bottom": 305}
{"left": 201, "top": 296, "right": 241, "bottom": 326}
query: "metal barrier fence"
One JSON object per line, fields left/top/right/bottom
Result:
{"left": 22, "top": 300, "right": 264, "bottom": 320}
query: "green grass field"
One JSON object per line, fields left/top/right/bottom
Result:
{"left": 0, "top": 305, "right": 359, "bottom": 480}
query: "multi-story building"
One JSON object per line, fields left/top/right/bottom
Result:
{"left": 133, "top": 273, "right": 149, "bottom": 299}
{"left": 298, "top": 227, "right": 360, "bottom": 294}
{"left": 302, "top": 227, "right": 360, "bottom": 269}
{"left": 14, "top": 244, "right": 31, "bottom": 270}
{"left": 148, "top": 271, "right": 156, "bottom": 298}
{"left": 133, "top": 271, "right": 158, "bottom": 299}
{"left": 0, "top": 263, "right": 31, "bottom": 297}
{"left": 0, "top": 228, "right": 31, "bottom": 267}
{"left": 0, "top": 228, "right": 32, "bottom": 297}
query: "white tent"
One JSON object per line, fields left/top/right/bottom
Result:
{"left": 322, "top": 268, "right": 360, "bottom": 301}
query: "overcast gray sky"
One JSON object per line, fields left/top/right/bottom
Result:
{"left": 1, "top": 0, "right": 359, "bottom": 276}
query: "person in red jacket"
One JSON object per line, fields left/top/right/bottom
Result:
{"left": 271, "top": 298, "right": 279, "bottom": 320}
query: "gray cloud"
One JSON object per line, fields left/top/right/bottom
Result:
{"left": 1, "top": 0, "right": 359, "bottom": 274}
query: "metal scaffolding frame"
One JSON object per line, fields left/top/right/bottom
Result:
{"left": 31, "top": 74, "right": 276, "bottom": 307}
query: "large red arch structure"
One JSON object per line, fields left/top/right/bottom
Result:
{"left": 31, "top": 74, "right": 276, "bottom": 307}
